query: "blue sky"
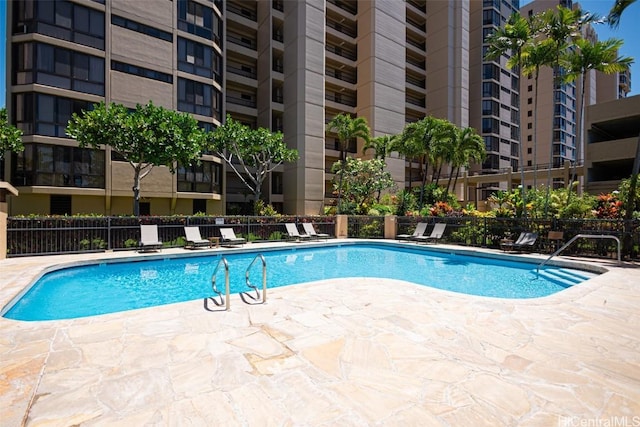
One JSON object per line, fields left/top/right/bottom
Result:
{"left": 0, "top": 0, "right": 638, "bottom": 108}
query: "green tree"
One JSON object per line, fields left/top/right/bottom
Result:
{"left": 608, "top": 0, "right": 636, "bottom": 27}
{"left": 363, "top": 134, "right": 398, "bottom": 202}
{"left": 448, "top": 127, "right": 486, "bottom": 194}
{"left": 326, "top": 113, "right": 371, "bottom": 213}
{"left": 521, "top": 13, "right": 555, "bottom": 190}
{"left": 537, "top": 5, "right": 586, "bottom": 216}
{"left": 330, "top": 157, "right": 395, "bottom": 215}
{"left": 0, "top": 108, "right": 24, "bottom": 167}
{"left": 485, "top": 12, "right": 532, "bottom": 217}
{"left": 563, "top": 37, "right": 633, "bottom": 196}
{"left": 209, "top": 115, "right": 298, "bottom": 213}
{"left": 67, "top": 101, "right": 208, "bottom": 215}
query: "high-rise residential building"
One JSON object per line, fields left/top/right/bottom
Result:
{"left": 12, "top": 0, "right": 621, "bottom": 216}
{"left": 469, "top": 0, "right": 521, "bottom": 199}
{"left": 5, "top": 0, "right": 225, "bottom": 216}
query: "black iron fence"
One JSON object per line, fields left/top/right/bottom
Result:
{"left": 6, "top": 214, "right": 639, "bottom": 260}
{"left": 395, "top": 216, "right": 640, "bottom": 260}
{"left": 6, "top": 216, "right": 335, "bottom": 257}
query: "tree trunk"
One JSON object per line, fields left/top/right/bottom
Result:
{"left": 133, "top": 166, "right": 141, "bottom": 216}
{"left": 336, "top": 149, "right": 345, "bottom": 213}
{"left": 568, "top": 73, "right": 586, "bottom": 204}
{"left": 532, "top": 68, "right": 540, "bottom": 191}
{"left": 623, "top": 133, "right": 640, "bottom": 258}
{"left": 452, "top": 168, "right": 461, "bottom": 197}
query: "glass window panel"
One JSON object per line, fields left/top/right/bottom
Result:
{"left": 37, "top": 95, "right": 55, "bottom": 122}
{"left": 74, "top": 53, "right": 89, "bottom": 80}
{"left": 74, "top": 6, "right": 89, "bottom": 33}
{"left": 55, "top": 48, "right": 71, "bottom": 75}
{"left": 37, "top": 44, "right": 55, "bottom": 72}
{"left": 37, "top": 145, "right": 54, "bottom": 172}
{"left": 55, "top": 1, "right": 72, "bottom": 28}
{"left": 89, "top": 9, "right": 105, "bottom": 37}
{"left": 89, "top": 57, "right": 104, "bottom": 82}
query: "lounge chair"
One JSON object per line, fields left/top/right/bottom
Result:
{"left": 413, "top": 223, "right": 447, "bottom": 244}
{"left": 302, "top": 222, "right": 330, "bottom": 239}
{"left": 501, "top": 232, "right": 538, "bottom": 252}
{"left": 184, "top": 226, "right": 210, "bottom": 249}
{"left": 139, "top": 224, "right": 163, "bottom": 251}
{"left": 285, "top": 223, "right": 311, "bottom": 241}
{"left": 397, "top": 222, "right": 427, "bottom": 241}
{"left": 219, "top": 228, "right": 246, "bottom": 246}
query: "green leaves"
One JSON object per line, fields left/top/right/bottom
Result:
{"left": 0, "top": 108, "right": 24, "bottom": 161}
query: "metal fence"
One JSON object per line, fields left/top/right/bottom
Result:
{"left": 6, "top": 214, "right": 639, "bottom": 260}
{"left": 6, "top": 216, "right": 335, "bottom": 257}
{"left": 394, "top": 216, "right": 640, "bottom": 260}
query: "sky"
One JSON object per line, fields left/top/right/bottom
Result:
{"left": 0, "top": 0, "right": 638, "bottom": 109}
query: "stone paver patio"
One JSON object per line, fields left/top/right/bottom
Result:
{"left": 1, "top": 240, "right": 639, "bottom": 426}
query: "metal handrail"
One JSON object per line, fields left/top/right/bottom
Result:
{"left": 537, "top": 234, "right": 621, "bottom": 275}
{"left": 244, "top": 254, "right": 267, "bottom": 304}
{"left": 210, "top": 257, "right": 230, "bottom": 310}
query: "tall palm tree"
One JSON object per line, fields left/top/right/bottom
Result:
{"left": 484, "top": 12, "right": 531, "bottom": 216}
{"left": 363, "top": 134, "right": 398, "bottom": 202}
{"left": 521, "top": 19, "right": 555, "bottom": 191}
{"left": 563, "top": 37, "right": 633, "bottom": 195}
{"left": 538, "top": 5, "right": 585, "bottom": 217}
{"left": 608, "top": 0, "right": 636, "bottom": 27}
{"left": 397, "top": 116, "right": 447, "bottom": 209}
{"left": 448, "top": 127, "right": 486, "bottom": 195}
{"left": 326, "top": 113, "right": 371, "bottom": 213}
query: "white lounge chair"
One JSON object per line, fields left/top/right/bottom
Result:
{"left": 285, "top": 223, "right": 311, "bottom": 241}
{"left": 139, "top": 224, "right": 163, "bottom": 251}
{"left": 302, "top": 222, "right": 330, "bottom": 239}
{"left": 397, "top": 222, "right": 427, "bottom": 241}
{"left": 219, "top": 228, "right": 246, "bottom": 246}
{"left": 413, "top": 223, "right": 447, "bottom": 244}
{"left": 184, "top": 226, "right": 210, "bottom": 249}
{"left": 501, "top": 232, "right": 538, "bottom": 252}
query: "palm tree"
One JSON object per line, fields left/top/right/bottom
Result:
{"left": 537, "top": 5, "right": 585, "bottom": 217}
{"left": 484, "top": 12, "right": 531, "bottom": 217}
{"left": 608, "top": 0, "right": 636, "bottom": 27}
{"left": 563, "top": 37, "right": 633, "bottom": 195}
{"left": 363, "top": 134, "right": 398, "bottom": 202}
{"left": 326, "top": 113, "right": 371, "bottom": 213}
{"left": 521, "top": 17, "right": 555, "bottom": 191}
{"left": 448, "top": 127, "right": 486, "bottom": 195}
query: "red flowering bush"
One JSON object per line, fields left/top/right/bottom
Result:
{"left": 594, "top": 193, "right": 623, "bottom": 219}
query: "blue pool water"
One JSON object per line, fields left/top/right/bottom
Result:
{"left": 3, "top": 243, "right": 597, "bottom": 321}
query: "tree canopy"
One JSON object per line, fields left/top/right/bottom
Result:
{"left": 67, "top": 101, "right": 208, "bottom": 215}
{"left": 0, "top": 108, "right": 24, "bottom": 162}
{"left": 208, "top": 115, "right": 298, "bottom": 212}
{"left": 330, "top": 157, "right": 395, "bottom": 215}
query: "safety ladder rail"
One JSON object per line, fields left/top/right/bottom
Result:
{"left": 210, "top": 257, "right": 230, "bottom": 310}
{"left": 244, "top": 254, "right": 267, "bottom": 304}
{"left": 537, "top": 234, "right": 621, "bottom": 276}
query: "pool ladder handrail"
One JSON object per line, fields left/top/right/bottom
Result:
{"left": 537, "top": 234, "right": 621, "bottom": 276}
{"left": 210, "top": 257, "right": 230, "bottom": 310}
{"left": 244, "top": 254, "right": 267, "bottom": 304}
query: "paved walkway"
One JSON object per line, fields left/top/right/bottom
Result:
{"left": 1, "top": 241, "right": 639, "bottom": 426}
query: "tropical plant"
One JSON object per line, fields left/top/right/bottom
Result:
{"left": 67, "top": 101, "right": 208, "bottom": 216}
{"left": 0, "top": 108, "right": 24, "bottom": 165}
{"left": 326, "top": 113, "right": 371, "bottom": 213}
{"left": 563, "top": 38, "right": 633, "bottom": 196}
{"left": 330, "top": 157, "right": 395, "bottom": 215}
{"left": 608, "top": 0, "right": 636, "bottom": 27}
{"left": 484, "top": 12, "right": 531, "bottom": 215}
{"left": 448, "top": 127, "right": 486, "bottom": 194}
{"left": 208, "top": 115, "right": 298, "bottom": 213}
{"left": 363, "top": 134, "right": 398, "bottom": 202}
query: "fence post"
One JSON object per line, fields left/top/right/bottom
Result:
{"left": 384, "top": 215, "right": 397, "bottom": 239}
{"left": 335, "top": 215, "right": 348, "bottom": 238}
{"left": 482, "top": 217, "right": 488, "bottom": 247}
{"left": 107, "top": 216, "right": 112, "bottom": 250}
{"left": 0, "top": 183, "right": 18, "bottom": 260}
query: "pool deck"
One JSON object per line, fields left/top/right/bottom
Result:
{"left": 1, "top": 240, "right": 639, "bottom": 426}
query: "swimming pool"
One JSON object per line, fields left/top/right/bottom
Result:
{"left": 2, "top": 242, "right": 598, "bottom": 321}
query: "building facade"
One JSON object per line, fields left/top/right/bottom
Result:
{"left": 5, "top": 0, "right": 627, "bottom": 217}
{"left": 5, "top": 0, "right": 225, "bottom": 216}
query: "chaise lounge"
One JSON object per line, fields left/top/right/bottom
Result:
{"left": 184, "top": 226, "right": 211, "bottom": 249}
{"left": 139, "top": 224, "right": 163, "bottom": 252}
{"left": 413, "top": 223, "right": 447, "bottom": 244}
{"left": 285, "top": 223, "right": 312, "bottom": 242}
{"left": 501, "top": 232, "right": 538, "bottom": 252}
{"left": 302, "top": 222, "right": 330, "bottom": 240}
{"left": 397, "top": 222, "right": 427, "bottom": 241}
{"left": 219, "top": 228, "right": 246, "bottom": 247}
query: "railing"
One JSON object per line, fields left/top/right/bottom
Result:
{"left": 242, "top": 254, "right": 267, "bottom": 304}
{"left": 326, "top": 18, "right": 357, "bottom": 38}
{"left": 209, "top": 257, "right": 230, "bottom": 310}
{"left": 226, "top": 2, "right": 257, "bottom": 21}
{"left": 537, "top": 234, "right": 621, "bottom": 274}
{"left": 227, "top": 96, "right": 257, "bottom": 108}
{"left": 226, "top": 65, "right": 257, "bottom": 79}
{"left": 327, "top": 0, "right": 357, "bottom": 14}
{"left": 325, "top": 44, "right": 357, "bottom": 61}
{"left": 227, "top": 33, "right": 257, "bottom": 50}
